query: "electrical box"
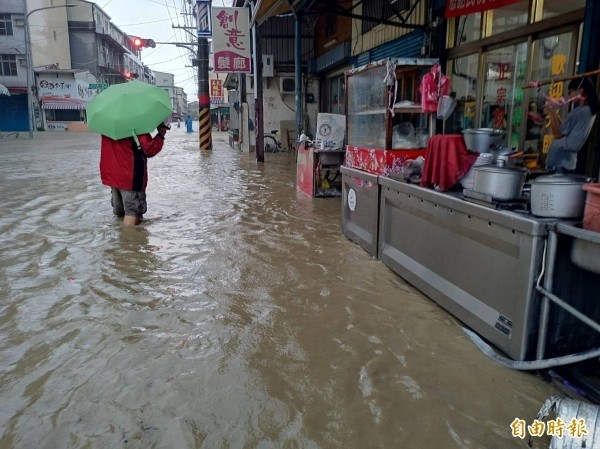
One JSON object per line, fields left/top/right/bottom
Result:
{"left": 279, "top": 77, "right": 295, "bottom": 94}
{"left": 262, "top": 55, "right": 274, "bottom": 77}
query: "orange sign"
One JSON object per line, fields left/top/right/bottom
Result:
{"left": 210, "top": 79, "right": 223, "bottom": 97}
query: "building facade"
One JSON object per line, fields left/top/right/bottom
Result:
{"left": 173, "top": 86, "right": 186, "bottom": 122}
{"left": 0, "top": 0, "right": 188, "bottom": 133}
{"left": 0, "top": 0, "right": 73, "bottom": 131}
{"left": 67, "top": 0, "right": 149, "bottom": 86}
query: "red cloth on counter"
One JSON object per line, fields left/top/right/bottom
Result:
{"left": 420, "top": 135, "right": 478, "bottom": 192}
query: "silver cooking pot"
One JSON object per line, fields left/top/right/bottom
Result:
{"left": 462, "top": 128, "right": 504, "bottom": 153}
{"left": 472, "top": 165, "right": 527, "bottom": 201}
{"left": 530, "top": 174, "right": 588, "bottom": 218}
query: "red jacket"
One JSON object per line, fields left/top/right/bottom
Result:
{"left": 100, "top": 134, "right": 164, "bottom": 191}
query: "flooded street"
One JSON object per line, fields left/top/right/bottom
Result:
{"left": 0, "top": 128, "right": 561, "bottom": 448}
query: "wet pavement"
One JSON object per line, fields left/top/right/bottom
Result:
{"left": 0, "top": 128, "right": 561, "bottom": 448}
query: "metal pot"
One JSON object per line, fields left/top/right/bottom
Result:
{"left": 462, "top": 128, "right": 504, "bottom": 153}
{"left": 530, "top": 174, "right": 588, "bottom": 218}
{"left": 472, "top": 165, "right": 527, "bottom": 201}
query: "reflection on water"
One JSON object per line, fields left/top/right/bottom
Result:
{"left": 0, "top": 130, "right": 558, "bottom": 448}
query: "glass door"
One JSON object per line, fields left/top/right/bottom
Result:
{"left": 525, "top": 31, "right": 578, "bottom": 158}
{"left": 446, "top": 53, "right": 479, "bottom": 134}
{"left": 479, "top": 42, "right": 528, "bottom": 148}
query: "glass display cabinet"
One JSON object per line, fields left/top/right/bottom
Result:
{"left": 346, "top": 58, "right": 439, "bottom": 151}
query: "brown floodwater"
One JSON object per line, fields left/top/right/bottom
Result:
{"left": 0, "top": 129, "right": 561, "bottom": 448}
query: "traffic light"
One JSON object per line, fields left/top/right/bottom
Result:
{"left": 130, "top": 36, "right": 156, "bottom": 49}
{"left": 124, "top": 72, "right": 139, "bottom": 80}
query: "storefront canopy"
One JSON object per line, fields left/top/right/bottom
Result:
{"left": 251, "top": 0, "right": 292, "bottom": 25}
{"left": 210, "top": 106, "right": 230, "bottom": 114}
{"left": 42, "top": 99, "right": 86, "bottom": 110}
{"left": 247, "top": 0, "right": 427, "bottom": 28}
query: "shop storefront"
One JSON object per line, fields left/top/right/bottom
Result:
{"left": 444, "top": 0, "right": 591, "bottom": 172}
{"left": 36, "top": 70, "right": 99, "bottom": 131}
{"left": 210, "top": 105, "right": 230, "bottom": 131}
{"left": 337, "top": 0, "right": 600, "bottom": 368}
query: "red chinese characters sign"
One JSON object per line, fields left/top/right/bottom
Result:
{"left": 211, "top": 7, "right": 251, "bottom": 73}
{"left": 210, "top": 79, "right": 224, "bottom": 104}
{"left": 211, "top": 79, "right": 223, "bottom": 97}
{"left": 445, "top": 0, "right": 523, "bottom": 18}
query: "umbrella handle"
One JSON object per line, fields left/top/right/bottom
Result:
{"left": 132, "top": 134, "right": 141, "bottom": 149}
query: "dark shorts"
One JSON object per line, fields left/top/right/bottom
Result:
{"left": 111, "top": 188, "right": 147, "bottom": 218}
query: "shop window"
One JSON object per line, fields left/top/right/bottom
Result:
{"left": 0, "top": 14, "right": 13, "bottom": 36}
{"left": 446, "top": 54, "right": 479, "bottom": 134}
{"left": 362, "top": 0, "right": 410, "bottom": 33}
{"left": 45, "top": 109, "right": 80, "bottom": 121}
{"left": 453, "top": 14, "right": 482, "bottom": 46}
{"left": 525, "top": 32, "right": 576, "bottom": 156}
{"left": 536, "top": 0, "right": 585, "bottom": 21}
{"left": 482, "top": 2, "right": 529, "bottom": 38}
{"left": 323, "top": 75, "right": 345, "bottom": 115}
{"left": 451, "top": 1, "right": 586, "bottom": 49}
{"left": 479, "top": 42, "right": 528, "bottom": 148}
{"left": 0, "top": 54, "right": 17, "bottom": 76}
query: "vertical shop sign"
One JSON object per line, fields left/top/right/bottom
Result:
{"left": 543, "top": 51, "right": 568, "bottom": 154}
{"left": 196, "top": 0, "right": 212, "bottom": 37}
{"left": 210, "top": 79, "right": 224, "bottom": 104}
{"left": 211, "top": 7, "right": 251, "bottom": 73}
{"left": 446, "top": 0, "right": 523, "bottom": 18}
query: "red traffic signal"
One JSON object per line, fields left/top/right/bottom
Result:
{"left": 129, "top": 36, "right": 156, "bottom": 49}
{"left": 124, "top": 71, "right": 139, "bottom": 79}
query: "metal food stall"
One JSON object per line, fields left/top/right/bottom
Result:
{"left": 376, "top": 177, "right": 600, "bottom": 362}
{"left": 378, "top": 178, "right": 548, "bottom": 361}
{"left": 341, "top": 58, "right": 438, "bottom": 258}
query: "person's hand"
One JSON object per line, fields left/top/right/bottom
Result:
{"left": 543, "top": 103, "right": 556, "bottom": 117}
{"left": 157, "top": 122, "right": 170, "bottom": 137}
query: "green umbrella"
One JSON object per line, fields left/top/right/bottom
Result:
{"left": 86, "top": 80, "right": 172, "bottom": 140}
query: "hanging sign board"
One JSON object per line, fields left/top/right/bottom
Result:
{"left": 211, "top": 7, "right": 251, "bottom": 73}
{"left": 196, "top": 0, "right": 212, "bottom": 37}
{"left": 37, "top": 76, "right": 97, "bottom": 108}
{"left": 210, "top": 79, "right": 224, "bottom": 104}
{"left": 445, "top": 0, "right": 522, "bottom": 18}
{"left": 211, "top": 79, "right": 223, "bottom": 97}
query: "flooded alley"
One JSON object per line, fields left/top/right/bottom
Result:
{"left": 0, "top": 128, "right": 561, "bottom": 448}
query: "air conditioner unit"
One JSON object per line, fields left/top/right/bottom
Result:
{"left": 14, "top": 18, "right": 25, "bottom": 27}
{"left": 279, "top": 77, "right": 295, "bottom": 94}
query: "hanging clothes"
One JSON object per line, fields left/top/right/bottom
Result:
{"left": 384, "top": 60, "right": 398, "bottom": 118}
{"left": 420, "top": 64, "right": 450, "bottom": 113}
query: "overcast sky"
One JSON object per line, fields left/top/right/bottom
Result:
{"left": 87, "top": 0, "right": 234, "bottom": 100}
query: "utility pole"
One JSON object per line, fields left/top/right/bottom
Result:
{"left": 254, "top": 25, "right": 264, "bottom": 163}
{"left": 195, "top": 0, "right": 212, "bottom": 151}
{"left": 197, "top": 37, "right": 211, "bottom": 151}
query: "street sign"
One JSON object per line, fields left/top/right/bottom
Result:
{"left": 196, "top": 0, "right": 212, "bottom": 37}
{"left": 89, "top": 83, "right": 108, "bottom": 89}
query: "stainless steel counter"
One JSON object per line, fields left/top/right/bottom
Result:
{"left": 378, "top": 177, "right": 549, "bottom": 361}
{"left": 341, "top": 166, "right": 380, "bottom": 258}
